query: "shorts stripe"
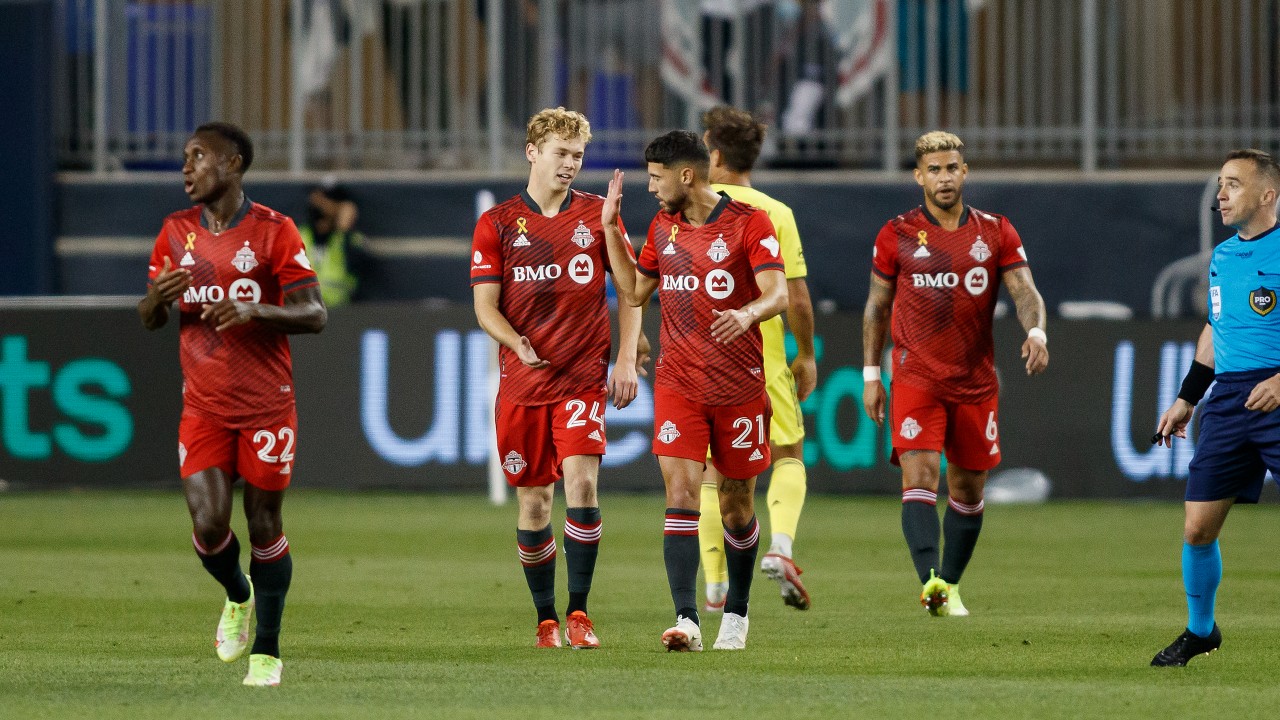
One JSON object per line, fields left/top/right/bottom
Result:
{"left": 902, "top": 489, "right": 938, "bottom": 505}
{"left": 565, "top": 518, "right": 602, "bottom": 544}
{"left": 251, "top": 534, "right": 290, "bottom": 563}
{"left": 947, "top": 497, "right": 985, "bottom": 515}
{"left": 518, "top": 538, "right": 557, "bottom": 566}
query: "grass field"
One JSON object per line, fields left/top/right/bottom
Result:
{"left": 3, "top": 491, "right": 1279, "bottom": 719}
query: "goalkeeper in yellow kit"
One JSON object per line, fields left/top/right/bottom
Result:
{"left": 698, "top": 106, "right": 817, "bottom": 611}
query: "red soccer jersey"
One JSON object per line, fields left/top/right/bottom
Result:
{"left": 148, "top": 199, "right": 319, "bottom": 427}
{"left": 872, "top": 205, "right": 1027, "bottom": 403}
{"left": 637, "top": 194, "right": 784, "bottom": 406}
{"left": 471, "top": 189, "right": 621, "bottom": 406}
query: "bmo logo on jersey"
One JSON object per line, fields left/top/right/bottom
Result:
{"left": 911, "top": 270, "right": 989, "bottom": 297}
{"left": 567, "top": 253, "right": 595, "bottom": 284}
{"left": 511, "top": 264, "right": 563, "bottom": 282}
{"left": 182, "top": 279, "right": 263, "bottom": 305}
{"left": 662, "top": 275, "right": 700, "bottom": 291}
{"left": 705, "top": 269, "right": 734, "bottom": 300}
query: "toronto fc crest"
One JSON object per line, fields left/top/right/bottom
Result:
{"left": 232, "top": 241, "right": 258, "bottom": 273}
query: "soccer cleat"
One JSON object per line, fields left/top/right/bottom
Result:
{"left": 920, "top": 570, "right": 949, "bottom": 616}
{"left": 704, "top": 581, "right": 728, "bottom": 613}
{"left": 242, "top": 654, "right": 282, "bottom": 687}
{"left": 712, "top": 612, "right": 750, "bottom": 650}
{"left": 760, "top": 553, "right": 811, "bottom": 610}
{"left": 661, "top": 616, "right": 703, "bottom": 652}
{"left": 565, "top": 611, "right": 600, "bottom": 649}
{"left": 1151, "top": 625, "right": 1222, "bottom": 667}
{"left": 215, "top": 580, "right": 255, "bottom": 662}
{"left": 535, "top": 619, "right": 563, "bottom": 648}
{"left": 946, "top": 584, "right": 969, "bottom": 617}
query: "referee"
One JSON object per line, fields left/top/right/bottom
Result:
{"left": 1152, "top": 148, "right": 1280, "bottom": 666}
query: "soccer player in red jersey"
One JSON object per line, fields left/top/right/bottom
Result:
{"left": 602, "top": 130, "right": 789, "bottom": 651}
{"left": 138, "top": 122, "right": 326, "bottom": 686}
{"left": 471, "top": 108, "right": 644, "bottom": 649}
{"left": 861, "top": 131, "right": 1049, "bottom": 617}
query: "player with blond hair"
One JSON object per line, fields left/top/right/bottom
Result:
{"left": 472, "top": 107, "right": 645, "bottom": 648}
{"left": 862, "top": 130, "right": 1049, "bottom": 617}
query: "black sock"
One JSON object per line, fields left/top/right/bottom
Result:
{"left": 664, "top": 508, "right": 700, "bottom": 626}
{"left": 564, "top": 506, "right": 602, "bottom": 616}
{"left": 941, "top": 500, "right": 985, "bottom": 584}
{"left": 195, "top": 531, "right": 251, "bottom": 603}
{"left": 517, "top": 525, "right": 558, "bottom": 623}
{"left": 723, "top": 515, "right": 760, "bottom": 617}
{"left": 901, "top": 497, "right": 940, "bottom": 584}
{"left": 248, "top": 535, "right": 292, "bottom": 658}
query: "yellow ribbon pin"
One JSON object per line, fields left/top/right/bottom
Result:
{"left": 917, "top": 230, "right": 928, "bottom": 246}
{"left": 516, "top": 217, "right": 528, "bottom": 234}
{"left": 669, "top": 225, "right": 679, "bottom": 243}
{"left": 185, "top": 232, "right": 196, "bottom": 250}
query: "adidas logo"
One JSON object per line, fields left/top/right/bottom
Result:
{"left": 663, "top": 243, "right": 676, "bottom": 255}
{"left": 913, "top": 245, "right": 931, "bottom": 258}
{"left": 748, "top": 449, "right": 763, "bottom": 461}
{"left": 513, "top": 235, "right": 530, "bottom": 247}
{"left": 588, "top": 430, "right": 602, "bottom": 442}
{"left": 180, "top": 251, "right": 195, "bottom": 266}
{"left": 279, "top": 462, "right": 291, "bottom": 474}
{"left": 989, "top": 443, "right": 999, "bottom": 455}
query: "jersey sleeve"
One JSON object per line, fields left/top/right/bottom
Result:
{"left": 773, "top": 206, "right": 807, "bottom": 280}
{"left": 745, "top": 210, "right": 785, "bottom": 274}
{"left": 272, "top": 217, "right": 321, "bottom": 295}
{"left": 871, "top": 223, "right": 900, "bottom": 280}
{"left": 637, "top": 217, "right": 660, "bottom": 278}
{"left": 470, "top": 213, "right": 503, "bottom": 285}
{"left": 996, "top": 216, "right": 1029, "bottom": 273}
{"left": 147, "top": 223, "right": 174, "bottom": 285}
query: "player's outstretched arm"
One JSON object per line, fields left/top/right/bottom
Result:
{"left": 473, "top": 283, "right": 549, "bottom": 369}
{"left": 1002, "top": 267, "right": 1049, "bottom": 376}
{"left": 601, "top": 169, "right": 642, "bottom": 306}
{"left": 1156, "top": 324, "right": 1213, "bottom": 446}
{"left": 861, "top": 275, "right": 894, "bottom": 427}
{"left": 139, "top": 255, "right": 192, "bottom": 330}
{"left": 201, "top": 284, "right": 327, "bottom": 334}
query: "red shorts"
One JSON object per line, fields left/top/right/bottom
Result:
{"left": 889, "top": 381, "right": 1001, "bottom": 471}
{"left": 178, "top": 410, "right": 298, "bottom": 491}
{"left": 495, "top": 388, "right": 608, "bottom": 487}
{"left": 652, "top": 386, "right": 772, "bottom": 480}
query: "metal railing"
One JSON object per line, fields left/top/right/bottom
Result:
{"left": 55, "top": 0, "right": 1280, "bottom": 173}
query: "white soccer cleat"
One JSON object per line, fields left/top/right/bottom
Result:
{"left": 712, "top": 612, "right": 750, "bottom": 650}
{"left": 242, "top": 654, "right": 282, "bottom": 687}
{"left": 704, "top": 581, "right": 728, "bottom": 613}
{"left": 215, "top": 581, "right": 255, "bottom": 663}
{"left": 760, "top": 553, "right": 811, "bottom": 610}
{"left": 946, "top": 584, "right": 969, "bottom": 617}
{"left": 661, "top": 616, "right": 703, "bottom": 652}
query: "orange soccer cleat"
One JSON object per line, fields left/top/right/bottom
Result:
{"left": 535, "top": 619, "right": 563, "bottom": 648}
{"left": 565, "top": 610, "right": 600, "bottom": 649}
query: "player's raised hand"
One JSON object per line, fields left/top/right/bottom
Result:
{"left": 515, "top": 336, "right": 550, "bottom": 369}
{"left": 1021, "top": 335, "right": 1049, "bottom": 375}
{"left": 201, "top": 299, "right": 256, "bottom": 332}
{"left": 602, "top": 169, "right": 624, "bottom": 228}
{"left": 1244, "top": 374, "right": 1280, "bottom": 412}
{"left": 710, "top": 308, "right": 753, "bottom": 344}
{"left": 862, "top": 377, "right": 886, "bottom": 428}
{"left": 151, "top": 255, "right": 192, "bottom": 303}
{"left": 1153, "top": 398, "right": 1195, "bottom": 447}
{"left": 608, "top": 361, "right": 638, "bottom": 409}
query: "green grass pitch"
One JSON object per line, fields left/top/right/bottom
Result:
{"left": 3, "top": 491, "right": 1279, "bottom": 718}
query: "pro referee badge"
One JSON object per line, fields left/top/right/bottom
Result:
{"left": 232, "top": 241, "right": 258, "bottom": 273}
{"left": 1250, "top": 286, "right": 1276, "bottom": 316}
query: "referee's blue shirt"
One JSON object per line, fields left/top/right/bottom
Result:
{"left": 1207, "top": 223, "right": 1280, "bottom": 373}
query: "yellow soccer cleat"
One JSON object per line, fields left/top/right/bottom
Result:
{"left": 215, "top": 580, "right": 254, "bottom": 662}
{"left": 947, "top": 584, "right": 969, "bottom": 617}
{"left": 242, "top": 653, "right": 283, "bottom": 687}
{"left": 920, "top": 570, "right": 949, "bottom": 616}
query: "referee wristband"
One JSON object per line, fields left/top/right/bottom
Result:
{"left": 1177, "top": 360, "right": 1215, "bottom": 405}
{"left": 863, "top": 366, "right": 881, "bottom": 383}
{"left": 1027, "top": 327, "right": 1047, "bottom": 344}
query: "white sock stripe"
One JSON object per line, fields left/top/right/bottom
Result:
{"left": 723, "top": 522, "right": 760, "bottom": 551}
{"left": 902, "top": 489, "right": 938, "bottom": 504}
{"left": 518, "top": 539, "right": 557, "bottom": 565}
{"left": 664, "top": 518, "right": 700, "bottom": 533}
{"left": 251, "top": 535, "right": 289, "bottom": 560}
{"left": 193, "top": 530, "right": 234, "bottom": 556}
{"left": 947, "top": 497, "right": 985, "bottom": 515}
{"left": 564, "top": 520, "right": 602, "bottom": 543}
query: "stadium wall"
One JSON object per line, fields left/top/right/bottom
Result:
{"left": 0, "top": 304, "right": 1213, "bottom": 500}
{"left": 56, "top": 174, "right": 1224, "bottom": 316}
